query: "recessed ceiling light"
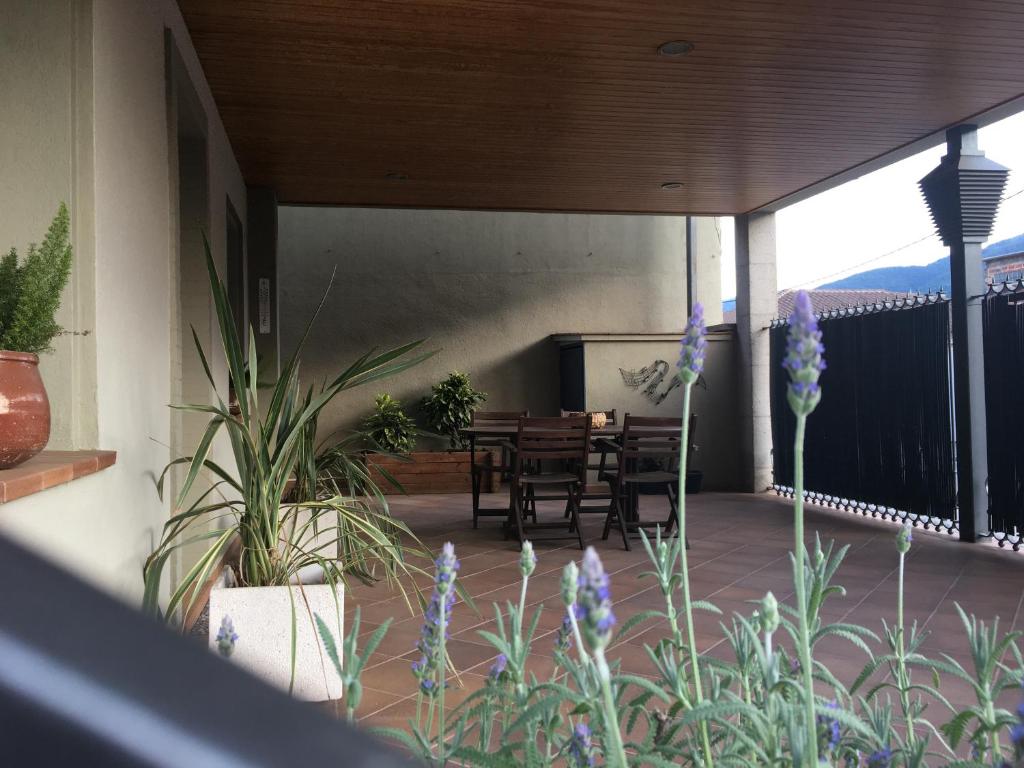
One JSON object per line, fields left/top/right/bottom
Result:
{"left": 661, "top": 182, "right": 684, "bottom": 190}
{"left": 658, "top": 40, "right": 694, "bottom": 57}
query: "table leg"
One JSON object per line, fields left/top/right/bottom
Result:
{"left": 470, "top": 434, "right": 480, "bottom": 528}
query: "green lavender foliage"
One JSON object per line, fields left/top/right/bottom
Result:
{"left": 420, "top": 371, "right": 486, "bottom": 450}
{"left": 0, "top": 203, "right": 73, "bottom": 354}
{"left": 347, "top": 531, "right": 1023, "bottom": 768}
{"left": 363, "top": 393, "right": 418, "bottom": 454}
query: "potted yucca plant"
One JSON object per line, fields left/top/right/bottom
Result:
{"left": 143, "top": 240, "right": 434, "bottom": 701}
{"left": 0, "top": 204, "right": 73, "bottom": 469}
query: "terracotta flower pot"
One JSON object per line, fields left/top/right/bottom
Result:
{"left": 0, "top": 351, "right": 51, "bottom": 469}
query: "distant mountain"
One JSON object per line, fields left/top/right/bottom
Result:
{"left": 818, "top": 258, "right": 951, "bottom": 293}
{"left": 818, "top": 233, "right": 1024, "bottom": 293}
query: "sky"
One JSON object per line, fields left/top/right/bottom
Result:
{"left": 720, "top": 110, "right": 1024, "bottom": 300}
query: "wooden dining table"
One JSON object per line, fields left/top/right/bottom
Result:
{"left": 460, "top": 422, "right": 682, "bottom": 530}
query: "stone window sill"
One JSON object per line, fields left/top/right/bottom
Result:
{"left": 0, "top": 450, "right": 117, "bottom": 504}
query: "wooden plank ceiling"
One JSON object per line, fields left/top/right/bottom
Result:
{"left": 179, "top": 0, "right": 1024, "bottom": 215}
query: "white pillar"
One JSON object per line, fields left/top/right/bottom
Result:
{"left": 734, "top": 213, "right": 777, "bottom": 492}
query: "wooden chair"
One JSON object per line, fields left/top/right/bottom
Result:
{"left": 600, "top": 414, "right": 685, "bottom": 551}
{"left": 470, "top": 410, "right": 527, "bottom": 528}
{"left": 508, "top": 416, "right": 590, "bottom": 549}
{"left": 560, "top": 409, "right": 618, "bottom": 516}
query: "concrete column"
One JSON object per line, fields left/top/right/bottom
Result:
{"left": 734, "top": 213, "right": 777, "bottom": 492}
{"left": 951, "top": 239, "right": 989, "bottom": 540}
{"left": 691, "top": 217, "right": 724, "bottom": 326}
{"left": 246, "top": 187, "right": 280, "bottom": 379}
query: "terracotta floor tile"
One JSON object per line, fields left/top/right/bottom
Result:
{"left": 315, "top": 490, "right": 1024, "bottom": 735}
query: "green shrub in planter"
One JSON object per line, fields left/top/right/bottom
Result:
{"left": 363, "top": 393, "right": 417, "bottom": 454}
{"left": 421, "top": 371, "right": 486, "bottom": 450}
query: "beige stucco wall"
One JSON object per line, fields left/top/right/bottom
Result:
{"left": 567, "top": 331, "right": 740, "bottom": 489}
{"left": 0, "top": 0, "right": 246, "bottom": 603}
{"left": 0, "top": 0, "right": 97, "bottom": 450}
{"left": 278, "top": 207, "right": 722, "bottom": 444}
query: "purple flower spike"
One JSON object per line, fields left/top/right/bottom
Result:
{"left": 488, "top": 653, "right": 507, "bottom": 681}
{"left": 677, "top": 303, "right": 707, "bottom": 384}
{"left": 575, "top": 547, "right": 615, "bottom": 650}
{"left": 554, "top": 613, "right": 574, "bottom": 653}
{"left": 566, "top": 722, "right": 595, "bottom": 767}
{"left": 817, "top": 699, "right": 841, "bottom": 751}
{"left": 783, "top": 290, "right": 826, "bottom": 416}
{"left": 867, "top": 746, "right": 892, "bottom": 768}
{"left": 411, "top": 542, "right": 460, "bottom": 696}
{"left": 215, "top": 615, "right": 238, "bottom": 658}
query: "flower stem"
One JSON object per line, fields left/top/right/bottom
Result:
{"left": 437, "top": 602, "right": 447, "bottom": 767}
{"left": 895, "top": 549, "right": 915, "bottom": 742}
{"left": 677, "top": 384, "right": 714, "bottom": 767}
{"left": 793, "top": 414, "right": 818, "bottom": 767}
{"left": 595, "top": 647, "right": 629, "bottom": 767}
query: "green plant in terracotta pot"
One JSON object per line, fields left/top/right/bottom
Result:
{"left": 0, "top": 204, "right": 73, "bottom": 468}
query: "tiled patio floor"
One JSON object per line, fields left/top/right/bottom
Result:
{"left": 326, "top": 491, "right": 1024, "bottom": 734}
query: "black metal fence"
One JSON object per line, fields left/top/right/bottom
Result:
{"left": 770, "top": 296, "right": 958, "bottom": 533}
{"left": 983, "top": 282, "right": 1024, "bottom": 550}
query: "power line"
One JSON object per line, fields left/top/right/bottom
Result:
{"left": 782, "top": 185, "right": 1024, "bottom": 291}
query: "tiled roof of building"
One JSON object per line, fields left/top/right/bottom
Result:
{"left": 723, "top": 288, "right": 903, "bottom": 323}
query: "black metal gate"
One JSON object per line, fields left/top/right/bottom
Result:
{"left": 983, "top": 282, "right": 1024, "bottom": 550}
{"left": 770, "top": 296, "right": 958, "bottom": 533}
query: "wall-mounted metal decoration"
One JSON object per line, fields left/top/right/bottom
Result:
{"left": 619, "top": 360, "right": 681, "bottom": 405}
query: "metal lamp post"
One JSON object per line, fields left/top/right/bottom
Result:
{"left": 919, "top": 124, "right": 1008, "bottom": 541}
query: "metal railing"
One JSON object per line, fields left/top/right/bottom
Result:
{"left": 769, "top": 293, "right": 959, "bottom": 535}
{"left": 983, "top": 280, "right": 1024, "bottom": 551}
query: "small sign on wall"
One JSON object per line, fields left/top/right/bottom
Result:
{"left": 258, "top": 278, "right": 271, "bottom": 334}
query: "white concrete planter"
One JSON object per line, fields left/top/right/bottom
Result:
{"left": 208, "top": 582, "right": 345, "bottom": 701}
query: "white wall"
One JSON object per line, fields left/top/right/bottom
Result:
{"left": 278, "top": 207, "right": 719, "bottom": 442}
{"left": 0, "top": 0, "right": 246, "bottom": 603}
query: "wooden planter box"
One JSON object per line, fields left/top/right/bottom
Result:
{"left": 367, "top": 451, "right": 499, "bottom": 494}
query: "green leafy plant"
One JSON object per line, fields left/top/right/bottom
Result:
{"left": 0, "top": 203, "right": 73, "bottom": 354}
{"left": 363, "top": 393, "right": 418, "bottom": 454}
{"left": 421, "top": 371, "right": 486, "bottom": 450}
{"left": 142, "top": 238, "right": 435, "bottom": 624}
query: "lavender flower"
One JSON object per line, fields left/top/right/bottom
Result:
{"left": 896, "top": 523, "right": 913, "bottom": 555}
{"left": 561, "top": 561, "right": 579, "bottom": 608}
{"left": 575, "top": 547, "right": 615, "bottom": 650}
{"left": 215, "top": 615, "right": 238, "bottom": 658}
{"left": 488, "top": 653, "right": 507, "bottom": 682}
{"left": 554, "top": 613, "right": 574, "bottom": 653}
{"left": 520, "top": 540, "right": 537, "bottom": 578}
{"left": 677, "top": 302, "right": 707, "bottom": 385}
{"left": 1011, "top": 690, "right": 1024, "bottom": 753}
{"left": 411, "top": 542, "right": 460, "bottom": 696}
{"left": 566, "top": 722, "right": 595, "bottom": 767}
{"left": 817, "top": 699, "right": 841, "bottom": 751}
{"left": 758, "top": 591, "right": 780, "bottom": 635}
{"left": 866, "top": 747, "right": 892, "bottom": 768}
{"left": 783, "top": 290, "right": 826, "bottom": 416}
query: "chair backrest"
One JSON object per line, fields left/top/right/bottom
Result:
{"left": 515, "top": 416, "right": 591, "bottom": 468}
{"left": 472, "top": 410, "right": 528, "bottom": 427}
{"left": 616, "top": 414, "right": 683, "bottom": 473}
{"left": 560, "top": 408, "right": 617, "bottom": 425}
